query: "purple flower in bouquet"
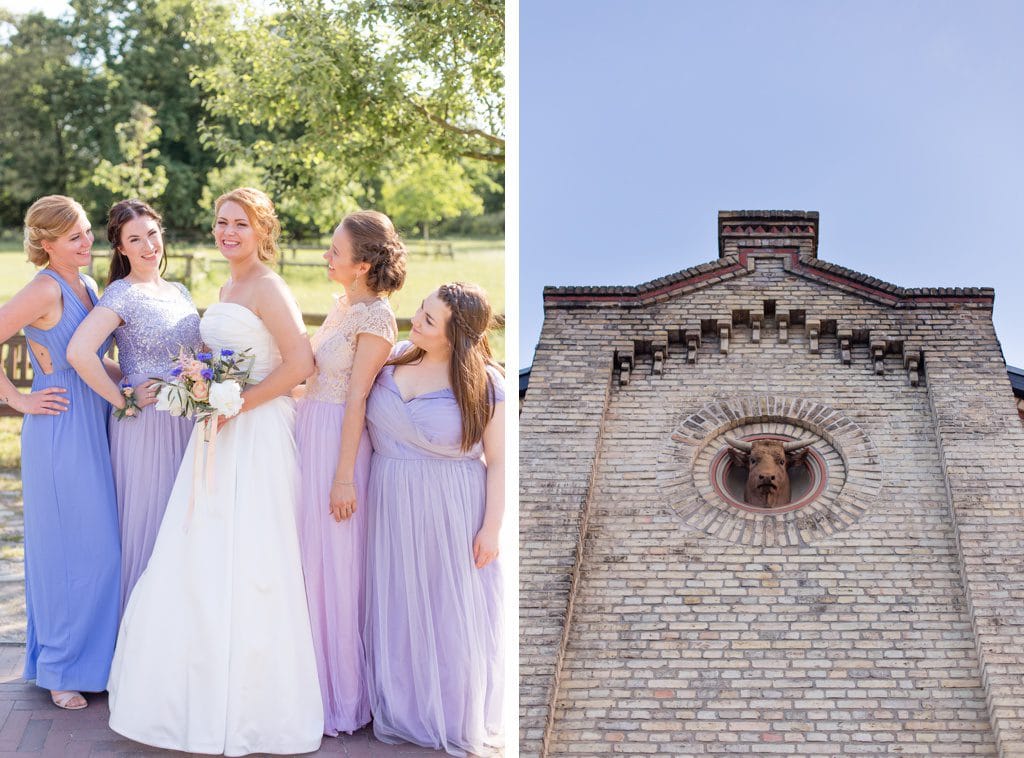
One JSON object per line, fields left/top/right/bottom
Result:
{"left": 153, "top": 346, "right": 254, "bottom": 421}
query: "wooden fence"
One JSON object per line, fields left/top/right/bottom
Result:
{"left": 0, "top": 311, "right": 504, "bottom": 416}
{"left": 1, "top": 335, "right": 31, "bottom": 417}
{"left": 85, "top": 240, "right": 455, "bottom": 289}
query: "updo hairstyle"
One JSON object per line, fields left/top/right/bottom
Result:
{"left": 340, "top": 210, "right": 408, "bottom": 295}
{"left": 23, "top": 195, "right": 88, "bottom": 266}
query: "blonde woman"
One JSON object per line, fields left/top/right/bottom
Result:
{"left": 0, "top": 195, "right": 120, "bottom": 711}
{"left": 107, "top": 188, "right": 323, "bottom": 754}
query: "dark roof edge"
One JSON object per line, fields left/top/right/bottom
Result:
{"left": 543, "top": 252, "right": 994, "bottom": 308}
{"left": 719, "top": 210, "right": 819, "bottom": 221}
{"left": 1009, "top": 365, "right": 1024, "bottom": 399}
{"left": 543, "top": 256, "right": 745, "bottom": 300}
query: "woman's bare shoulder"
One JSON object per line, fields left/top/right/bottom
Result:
{"left": 14, "top": 274, "right": 63, "bottom": 309}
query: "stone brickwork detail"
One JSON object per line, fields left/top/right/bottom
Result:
{"left": 519, "top": 330, "right": 614, "bottom": 756}
{"left": 663, "top": 398, "right": 878, "bottom": 546}
{"left": 923, "top": 317, "right": 1024, "bottom": 756}
{"left": 521, "top": 211, "right": 1023, "bottom": 756}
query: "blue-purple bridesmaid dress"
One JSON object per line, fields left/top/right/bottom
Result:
{"left": 21, "top": 269, "right": 120, "bottom": 691}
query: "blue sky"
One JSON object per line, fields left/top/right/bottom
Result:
{"left": 2, "top": 0, "right": 67, "bottom": 15}
{"left": 520, "top": 0, "right": 1024, "bottom": 370}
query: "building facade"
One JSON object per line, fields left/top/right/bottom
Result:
{"left": 520, "top": 211, "right": 1024, "bottom": 756}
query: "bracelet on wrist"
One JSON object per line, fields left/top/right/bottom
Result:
{"left": 334, "top": 479, "right": 354, "bottom": 486}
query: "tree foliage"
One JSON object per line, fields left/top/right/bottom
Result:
{"left": 68, "top": 0, "right": 227, "bottom": 228}
{"left": 0, "top": 0, "right": 223, "bottom": 229}
{"left": 381, "top": 154, "right": 483, "bottom": 240}
{"left": 0, "top": 10, "right": 112, "bottom": 226}
{"left": 199, "top": 160, "right": 362, "bottom": 240}
{"left": 91, "top": 102, "right": 169, "bottom": 201}
{"left": 0, "top": 0, "right": 503, "bottom": 236}
{"left": 190, "top": 0, "right": 504, "bottom": 180}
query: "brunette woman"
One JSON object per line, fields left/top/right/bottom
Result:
{"left": 363, "top": 282, "right": 505, "bottom": 756}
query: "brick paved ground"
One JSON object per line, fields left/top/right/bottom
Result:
{"left": 0, "top": 643, "right": 444, "bottom": 757}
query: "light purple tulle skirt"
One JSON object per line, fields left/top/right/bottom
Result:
{"left": 108, "top": 377, "right": 194, "bottom": 617}
{"left": 364, "top": 455, "right": 503, "bottom": 757}
{"left": 295, "top": 398, "right": 372, "bottom": 736}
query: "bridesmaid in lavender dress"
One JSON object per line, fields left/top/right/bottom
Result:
{"left": 364, "top": 282, "right": 506, "bottom": 756}
{"left": 295, "top": 211, "right": 406, "bottom": 736}
{"left": 68, "top": 200, "right": 201, "bottom": 615}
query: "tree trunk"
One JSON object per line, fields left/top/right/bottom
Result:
{"left": 53, "top": 117, "right": 67, "bottom": 195}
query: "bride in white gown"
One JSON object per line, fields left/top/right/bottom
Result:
{"left": 107, "top": 188, "right": 323, "bottom": 755}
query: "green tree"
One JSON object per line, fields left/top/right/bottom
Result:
{"left": 199, "top": 160, "right": 364, "bottom": 241}
{"left": 381, "top": 155, "right": 483, "bottom": 240}
{"left": 0, "top": 10, "right": 112, "bottom": 226}
{"left": 198, "top": 160, "right": 266, "bottom": 214}
{"left": 274, "top": 163, "right": 365, "bottom": 241}
{"left": 190, "top": 0, "right": 504, "bottom": 184}
{"left": 91, "top": 102, "right": 169, "bottom": 201}
{"left": 68, "top": 0, "right": 228, "bottom": 229}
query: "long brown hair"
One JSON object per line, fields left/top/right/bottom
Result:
{"left": 390, "top": 282, "right": 504, "bottom": 450}
{"left": 106, "top": 199, "right": 166, "bottom": 284}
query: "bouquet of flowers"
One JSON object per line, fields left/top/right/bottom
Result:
{"left": 155, "top": 347, "right": 253, "bottom": 528}
{"left": 154, "top": 347, "right": 253, "bottom": 422}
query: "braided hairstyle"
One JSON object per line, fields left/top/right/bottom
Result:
{"left": 340, "top": 210, "right": 408, "bottom": 295}
{"left": 106, "top": 199, "right": 166, "bottom": 285}
{"left": 389, "top": 282, "right": 504, "bottom": 450}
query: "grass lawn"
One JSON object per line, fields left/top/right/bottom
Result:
{"left": 0, "top": 237, "right": 505, "bottom": 359}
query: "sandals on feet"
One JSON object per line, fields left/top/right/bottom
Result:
{"left": 50, "top": 690, "right": 87, "bottom": 710}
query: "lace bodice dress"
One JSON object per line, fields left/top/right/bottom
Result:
{"left": 305, "top": 294, "right": 397, "bottom": 403}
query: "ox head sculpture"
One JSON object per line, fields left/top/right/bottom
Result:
{"left": 724, "top": 436, "right": 815, "bottom": 508}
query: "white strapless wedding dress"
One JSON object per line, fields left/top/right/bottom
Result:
{"left": 107, "top": 302, "right": 323, "bottom": 755}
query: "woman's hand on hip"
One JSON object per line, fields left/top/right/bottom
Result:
{"left": 11, "top": 387, "right": 69, "bottom": 416}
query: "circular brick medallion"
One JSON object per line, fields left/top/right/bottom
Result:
{"left": 662, "top": 397, "right": 881, "bottom": 546}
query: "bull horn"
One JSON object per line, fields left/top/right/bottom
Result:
{"left": 783, "top": 438, "right": 815, "bottom": 453}
{"left": 724, "top": 436, "right": 752, "bottom": 453}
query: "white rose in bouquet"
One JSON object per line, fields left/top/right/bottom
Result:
{"left": 155, "top": 384, "right": 188, "bottom": 417}
{"left": 209, "top": 380, "right": 245, "bottom": 418}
